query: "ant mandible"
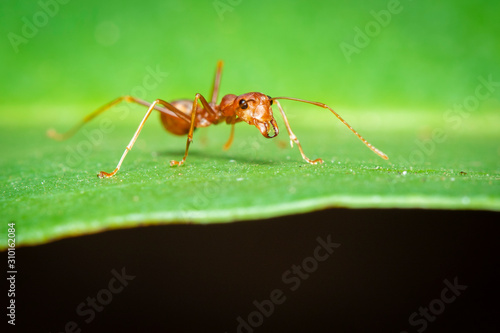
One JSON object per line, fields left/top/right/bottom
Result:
{"left": 48, "top": 61, "right": 388, "bottom": 178}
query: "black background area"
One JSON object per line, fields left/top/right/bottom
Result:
{"left": 6, "top": 209, "right": 500, "bottom": 333}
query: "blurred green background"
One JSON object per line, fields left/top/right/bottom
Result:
{"left": 1, "top": 0, "right": 499, "bottom": 110}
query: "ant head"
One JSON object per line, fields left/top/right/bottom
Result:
{"left": 233, "top": 92, "right": 278, "bottom": 138}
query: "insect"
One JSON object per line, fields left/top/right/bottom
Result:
{"left": 48, "top": 61, "right": 388, "bottom": 178}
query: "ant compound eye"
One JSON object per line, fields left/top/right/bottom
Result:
{"left": 267, "top": 95, "right": 273, "bottom": 105}
{"left": 239, "top": 99, "right": 248, "bottom": 109}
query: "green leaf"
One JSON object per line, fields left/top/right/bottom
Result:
{"left": 1, "top": 0, "right": 499, "bottom": 248}
{"left": 1, "top": 104, "right": 499, "bottom": 248}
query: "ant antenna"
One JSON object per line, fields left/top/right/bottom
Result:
{"left": 271, "top": 97, "right": 389, "bottom": 160}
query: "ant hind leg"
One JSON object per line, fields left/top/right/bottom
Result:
{"left": 98, "top": 99, "right": 188, "bottom": 178}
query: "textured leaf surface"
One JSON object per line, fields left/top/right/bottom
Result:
{"left": 1, "top": 105, "right": 499, "bottom": 248}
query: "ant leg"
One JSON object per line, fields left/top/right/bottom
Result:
{"left": 170, "top": 93, "right": 215, "bottom": 167}
{"left": 275, "top": 101, "right": 323, "bottom": 164}
{"left": 48, "top": 96, "right": 190, "bottom": 141}
{"left": 98, "top": 99, "right": 182, "bottom": 178}
{"left": 222, "top": 118, "right": 243, "bottom": 150}
{"left": 223, "top": 123, "right": 235, "bottom": 151}
{"left": 210, "top": 61, "right": 224, "bottom": 104}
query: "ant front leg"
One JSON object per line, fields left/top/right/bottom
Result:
{"left": 223, "top": 123, "right": 235, "bottom": 151}
{"left": 170, "top": 93, "right": 215, "bottom": 167}
{"left": 275, "top": 100, "right": 323, "bottom": 164}
{"left": 223, "top": 118, "right": 243, "bottom": 151}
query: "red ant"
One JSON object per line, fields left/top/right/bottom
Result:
{"left": 48, "top": 61, "right": 388, "bottom": 178}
